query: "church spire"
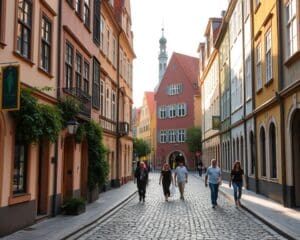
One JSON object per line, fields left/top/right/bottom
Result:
{"left": 158, "top": 28, "right": 168, "bottom": 82}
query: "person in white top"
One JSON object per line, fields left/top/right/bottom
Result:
{"left": 174, "top": 156, "right": 188, "bottom": 200}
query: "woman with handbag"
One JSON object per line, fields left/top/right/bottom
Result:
{"left": 159, "top": 163, "right": 173, "bottom": 202}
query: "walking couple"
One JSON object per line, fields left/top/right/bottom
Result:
{"left": 205, "top": 158, "right": 245, "bottom": 208}
{"left": 159, "top": 155, "right": 188, "bottom": 201}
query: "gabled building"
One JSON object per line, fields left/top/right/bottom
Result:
{"left": 136, "top": 92, "right": 156, "bottom": 167}
{"left": 155, "top": 52, "right": 199, "bottom": 169}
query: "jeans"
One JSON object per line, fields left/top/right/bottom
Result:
{"left": 232, "top": 181, "right": 243, "bottom": 201}
{"left": 209, "top": 183, "right": 219, "bottom": 206}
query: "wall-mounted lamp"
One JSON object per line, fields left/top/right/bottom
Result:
{"left": 66, "top": 119, "right": 79, "bottom": 135}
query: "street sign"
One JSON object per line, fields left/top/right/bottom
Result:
{"left": 0, "top": 65, "right": 20, "bottom": 111}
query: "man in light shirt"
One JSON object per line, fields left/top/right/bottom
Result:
{"left": 174, "top": 155, "right": 188, "bottom": 200}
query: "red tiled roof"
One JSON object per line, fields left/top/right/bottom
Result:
{"left": 173, "top": 52, "right": 199, "bottom": 84}
{"left": 144, "top": 91, "right": 155, "bottom": 115}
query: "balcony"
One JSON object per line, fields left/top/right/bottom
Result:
{"left": 118, "top": 121, "right": 129, "bottom": 136}
{"left": 62, "top": 87, "right": 91, "bottom": 119}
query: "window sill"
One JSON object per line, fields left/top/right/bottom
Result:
{"left": 284, "top": 50, "right": 300, "bottom": 67}
{"left": 38, "top": 67, "right": 54, "bottom": 78}
{"left": 254, "top": 2, "right": 261, "bottom": 14}
{"left": 256, "top": 87, "right": 263, "bottom": 94}
{"left": 264, "top": 78, "right": 273, "bottom": 87}
{"left": 9, "top": 193, "right": 31, "bottom": 205}
{"left": 13, "top": 51, "right": 35, "bottom": 66}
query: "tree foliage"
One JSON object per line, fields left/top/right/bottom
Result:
{"left": 186, "top": 127, "right": 202, "bottom": 153}
{"left": 133, "top": 138, "right": 151, "bottom": 158}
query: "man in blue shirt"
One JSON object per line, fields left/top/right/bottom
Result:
{"left": 205, "top": 159, "right": 222, "bottom": 208}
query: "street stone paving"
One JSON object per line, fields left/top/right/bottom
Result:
{"left": 77, "top": 173, "right": 286, "bottom": 240}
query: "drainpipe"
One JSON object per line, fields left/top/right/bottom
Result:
{"left": 115, "top": 29, "right": 122, "bottom": 187}
{"left": 276, "top": 0, "right": 287, "bottom": 207}
{"left": 52, "top": 0, "right": 62, "bottom": 217}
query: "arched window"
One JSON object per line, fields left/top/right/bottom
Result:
{"left": 232, "top": 139, "right": 236, "bottom": 164}
{"left": 250, "top": 131, "right": 255, "bottom": 175}
{"left": 260, "top": 127, "right": 266, "bottom": 177}
{"left": 240, "top": 136, "right": 244, "bottom": 164}
{"left": 269, "top": 123, "right": 277, "bottom": 178}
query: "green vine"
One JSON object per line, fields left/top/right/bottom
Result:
{"left": 11, "top": 89, "right": 62, "bottom": 143}
{"left": 57, "top": 96, "right": 81, "bottom": 126}
{"left": 84, "top": 121, "right": 109, "bottom": 190}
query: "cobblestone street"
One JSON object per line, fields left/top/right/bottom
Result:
{"left": 77, "top": 173, "right": 286, "bottom": 240}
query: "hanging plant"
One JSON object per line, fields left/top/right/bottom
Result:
{"left": 57, "top": 96, "right": 81, "bottom": 126}
{"left": 11, "top": 89, "right": 63, "bottom": 143}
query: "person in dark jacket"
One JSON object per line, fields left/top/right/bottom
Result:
{"left": 134, "top": 161, "right": 148, "bottom": 202}
{"left": 229, "top": 160, "right": 244, "bottom": 207}
{"left": 159, "top": 163, "right": 173, "bottom": 202}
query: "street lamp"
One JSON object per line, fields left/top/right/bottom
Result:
{"left": 66, "top": 119, "right": 79, "bottom": 135}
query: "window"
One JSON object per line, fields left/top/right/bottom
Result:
{"left": 75, "top": 0, "right": 81, "bottom": 16}
{"left": 83, "top": 0, "right": 90, "bottom": 28}
{"left": 255, "top": 43, "right": 262, "bottom": 90}
{"left": 41, "top": 15, "right": 51, "bottom": 72}
{"left": 168, "top": 130, "right": 177, "bottom": 143}
{"left": 178, "top": 129, "right": 185, "bottom": 142}
{"left": 112, "top": 36, "right": 117, "bottom": 66}
{"left": 159, "top": 106, "right": 167, "bottom": 119}
{"left": 75, "top": 53, "right": 82, "bottom": 91}
{"left": 265, "top": 30, "right": 272, "bottom": 82}
{"left": 83, "top": 61, "right": 89, "bottom": 94}
{"left": 65, "top": 42, "right": 73, "bottom": 88}
{"left": 245, "top": 55, "right": 252, "bottom": 100}
{"left": 106, "top": 29, "right": 110, "bottom": 58}
{"left": 93, "top": 0, "right": 100, "bottom": 44}
{"left": 112, "top": 91, "right": 116, "bottom": 121}
{"left": 286, "top": 0, "right": 298, "bottom": 57}
{"left": 100, "top": 80, "right": 104, "bottom": 114}
{"left": 169, "top": 105, "right": 176, "bottom": 118}
{"left": 17, "top": 0, "right": 33, "bottom": 59}
{"left": 105, "top": 87, "right": 110, "bottom": 118}
{"left": 160, "top": 130, "right": 167, "bottom": 143}
{"left": 100, "top": 17, "right": 105, "bottom": 50}
{"left": 260, "top": 127, "right": 266, "bottom": 177}
{"left": 178, "top": 103, "right": 186, "bottom": 117}
{"left": 92, "top": 58, "right": 100, "bottom": 108}
{"left": 13, "top": 138, "right": 28, "bottom": 194}
{"left": 269, "top": 123, "right": 277, "bottom": 178}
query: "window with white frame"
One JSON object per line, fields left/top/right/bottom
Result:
{"left": 178, "top": 129, "right": 185, "bottom": 142}
{"left": 159, "top": 106, "right": 167, "bottom": 119}
{"left": 83, "top": 0, "right": 90, "bottom": 28}
{"left": 256, "top": 43, "right": 262, "bottom": 90}
{"left": 100, "top": 80, "right": 104, "bottom": 115}
{"left": 106, "top": 28, "right": 110, "bottom": 58}
{"left": 105, "top": 87, "right": 110, "bottom": 118}
{"left": 286, "top": 0, "right": 298, "bottom": 58}
{"left": 167, "top": 84, "right": 182, "bottom": 95}
{"left": 169, "top": 105, "right": 176, "bottom": 118}
{"left": 100, "top": 17, "right": 105, "bottom": 50}
{"left": 112, "top": 36, "right": 117, "bottom": 67}
{"left": 160, "top": 130, "right": 168, "bottom": 143}
{"left": 111, "top": 90, "right": 116, "bottom": 121}
{"left": 168, "top": 130, "right": 177, "bottom": 143}
{"left": 178, "top": 103, "right": 186, "bottom": 117}
{"left": 245, "top": 55, "right": 252, "bottom": 100}
{"left": 265, "top": 29, "right": 272, "bottom": 83}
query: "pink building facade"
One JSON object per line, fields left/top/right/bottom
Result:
{"left": 155, "top": 52, "right": 199, "bottom": 170}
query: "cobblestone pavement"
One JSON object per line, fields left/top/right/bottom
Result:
{"left": 77, "top": 173, "right": 286, "bottom": 240}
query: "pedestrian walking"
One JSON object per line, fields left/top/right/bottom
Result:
{"left": 229, "top": 160, "right": 244, "bottom": 207}
{"left": 159, "top": 163, "right": 174, "bottom": 202}
{"left": 197, "top": 161, "right": 203, "bottom": 177}
{"left": 205, "top": 159, "right": 222, "bottom": 208}
{"left": 174, "top": 156, "right": 188, "bottom": 200}
{"left": 134, "top": 161, "right": 148, "bottom": 202}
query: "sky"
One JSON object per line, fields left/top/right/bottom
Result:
{"left": 131, "top": 0, "right": 229, "bottom": 107}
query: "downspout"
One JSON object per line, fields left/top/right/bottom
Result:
{"left": 276, "top": 0, "right": 287, "bottom": 206}
{"left": 250, "top": 0, "right": 259, "bottom": 193}
{"left": 115, "top": 29, "right": 121, "bottom": 187}
{"left": 52, "top": 0, "right": 62, "bottom": 217}
{"left": 241, "top": 1, "right": 249, "bottom": 189}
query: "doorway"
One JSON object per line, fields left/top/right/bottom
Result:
{"left": 168, "top": 151, "right": 185, "bottom": 169}
{"left": 63, "top": 136, "right": 74, "bottom": 200}
{"left": 37, "top": 140, "right": 49, "bottom": 216}
{"left": 292, "top": 110, "right": 300, "bottom": 207}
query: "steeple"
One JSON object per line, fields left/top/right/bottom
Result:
{"left": 158, "top": 28, "right": 168, "bottom": 82}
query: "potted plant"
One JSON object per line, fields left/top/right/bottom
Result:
{"left": 62, "top": 197, "right": 86, "bottom": 215}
